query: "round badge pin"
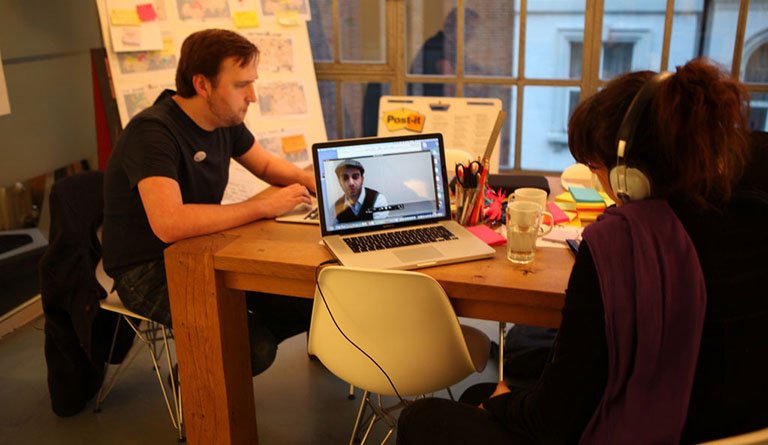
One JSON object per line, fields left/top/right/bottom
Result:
{"left": 193, "top": 151, "right": 207, "bottom": 162}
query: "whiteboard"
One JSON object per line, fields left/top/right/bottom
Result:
{"left": 376, "top": 95, "right": 502, "bottom": 173}
{"left": 94, "top": 0, "right": 326, "bottom": 201}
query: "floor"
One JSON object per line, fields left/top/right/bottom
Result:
{"left": 0, "top": 315, "right": 502, "bottom": 445}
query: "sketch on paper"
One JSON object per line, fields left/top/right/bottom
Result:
{"left": 256, "top": 131, "right": 309, "bottom": 163}
{"left": 259, "top": 0, "right": 308, "bottom": 16}
{"left": 256, "top": 81, "right": 307, "bottom": 116}
{"left": 176, "top": 0, "right": 230, "bottom": 20}
{"left": 117, "top": 35, "right": 177, "bottom": 74}
{"left": 246, "top": 33, "right": 294, "bottom": 73}
{"left": 121, "top": 84, "right": 173, "bottom": 119}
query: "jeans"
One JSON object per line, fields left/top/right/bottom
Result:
{"left": 114, "top": 259, "right": 312, "bottom": 376}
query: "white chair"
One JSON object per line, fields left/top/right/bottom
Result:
{"left": 94, "top": 259, "right": 184, "bottom": 442}
{"left": 308, "top": 266, "right": 490, "bottom": 445}
{"left": 698, "top": 428, "right": 768, "bottom": 445}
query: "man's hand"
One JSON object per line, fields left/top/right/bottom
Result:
{"left": 250, "top": 183, "right": 312, "bottom": 218}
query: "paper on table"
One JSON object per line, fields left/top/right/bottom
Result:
{"left": 221, "top": 161, "right": 269, "bottom": 205}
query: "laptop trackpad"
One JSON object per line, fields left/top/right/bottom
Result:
{"left": 394, "top": 246, "right": 443, "bottom": 262}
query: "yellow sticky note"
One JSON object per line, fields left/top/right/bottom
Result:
{"left": 382, "top": 108, "right": 425, "bottom": 133}
{"left": 111, "top": 8, "right": 142, "bottom": 26}
{"left": 281, "top": 134, "right": 307, "bottom": 153}
{"left": 277, "top": 9, "right": 299, "bottom": 26}
{"left": 233, "top": 11, "right": 259, "bottom": 28}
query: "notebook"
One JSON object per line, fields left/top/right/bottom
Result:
{"left": 312, "top": 133, "right": 495, "bottom": 270}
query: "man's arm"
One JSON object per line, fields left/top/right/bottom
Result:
{"left": 236, "top": 141, "right": 316, "bottom": 193}
{"left": 138, "top": 176, "right": 311, "bottom": 243}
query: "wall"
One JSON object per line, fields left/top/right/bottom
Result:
{"left": 0, "top": 0, "right": 103, "bottom": 188}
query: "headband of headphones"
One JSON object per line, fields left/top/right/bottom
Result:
{"left": 610, "top": 71, "right": 673, "bottom": 202}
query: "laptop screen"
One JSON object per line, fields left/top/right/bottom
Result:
{"left": 312, "top": 133, "right": 450, "bottom": 236}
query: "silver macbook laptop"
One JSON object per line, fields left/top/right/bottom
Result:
{"left": 313, "top": 133, "right": 495, "bottom": 270}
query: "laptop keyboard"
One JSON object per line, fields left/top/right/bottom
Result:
{"left": 342, "top": 226, "right": 458, "bottom": 253}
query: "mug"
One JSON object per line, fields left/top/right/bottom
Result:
{"left": 508, "top": 187, "right": 548, "bottom": 211}
{"left": 506, "top": 200, "right": 554, "bottom": 264}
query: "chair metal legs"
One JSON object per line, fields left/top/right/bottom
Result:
{"left": 348, "top": 390, "right": 407, "bottom": 445}
{"left": 96, "top": 316, "right": 185, "bottom": 442}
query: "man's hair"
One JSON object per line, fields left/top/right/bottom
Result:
{"left": 175, "top": 29, "right": 259, "bottom": 98}
{"left": 335, "top": 159, "right": 365, "bottom": 177}
{"left": 568, "top": 57, "right": 750, "bottom": 208}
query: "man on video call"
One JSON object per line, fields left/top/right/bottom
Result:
{"left": 334, "top": 159, "right": 389, "bottom": 223}
{"left": 102, "top": 29, "right": 315, "bottom": 377}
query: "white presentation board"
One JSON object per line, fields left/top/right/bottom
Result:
{"left": 94, "top": 0, "right": 326, "bottom": 202}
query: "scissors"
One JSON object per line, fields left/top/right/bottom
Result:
{"left": 455, "top": 160, "right": 484, "bottom": 189}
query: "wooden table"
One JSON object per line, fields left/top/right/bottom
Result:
{"left": 164, "top": 213, "right": 574, "bottom": 444}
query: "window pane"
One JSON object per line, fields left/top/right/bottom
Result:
{"left": 600, "top": 0, "right": 664, "bottom": 79}
{"left": 406, "top": 1, "right": 457, "bottom": 77}
{"left": 520, "top": 86, "right": 578, "bottom": 172}
{"left": 361, "top": 82, "right": 391, "bottom": 137}
{"left": 464, "top": 84, "right": 515, "bottom": 169}
{"left": 339, "top": 0, "right": 385, "bottom": 63}
{"left": 741, "top": 1, "right": 768, "bottom": 83}
{"left": 308, "top": 0, "right": 333, "bottom": 62}
{"left": 668, "top": 0, "right": 705, "bottom": 69}
{"left": 318, "top": 81, "right": 337, "bottom": 140}
{"left": 749, "top": 92, "right": 768, "bottom": 132}
{"left": 344, "top": 82, "right": 391, "bottom": 138}
{"left": 525, "top": 1, "right": 586, "bottom": 79}
{"left": 744, "top": 43, "right": 768, "bottom": 83}
{"left": 699, "top": 0, "right": 739, "bottom": 70}
{"left": 407, "top": 82, "right": 453, "bottom": 97}
{"left": 463, "top": 1, "right": 515, "bottom": 77}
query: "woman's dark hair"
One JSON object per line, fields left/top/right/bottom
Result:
{"left": 568, "top": 58, "right": 751, "bottom": 208}
{"left": 175, "top": 29, "right": 259, "bottom": 98}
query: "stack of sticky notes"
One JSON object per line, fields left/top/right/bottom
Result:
{"left": 569, "top": 186, "right": 607, "bottom": 222}
{"left": 554, "top": 191, "right": 576, "bottom": 211}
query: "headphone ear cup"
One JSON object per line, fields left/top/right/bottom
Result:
{"left": 609, "top": 166, "right": 651, "bottom": 201}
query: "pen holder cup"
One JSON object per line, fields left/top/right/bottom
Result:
{"left": 454, "top": 176, "right": 488, "bottom": 227}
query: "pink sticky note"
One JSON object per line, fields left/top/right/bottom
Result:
{"left": 547, "top": 202, "right": 570, "bottom": 224}
{"left": 136, "top": 3, "right": 158, "bottom": 21}
{"left": 466, "top": 225, "right": 506, "bottom": 246}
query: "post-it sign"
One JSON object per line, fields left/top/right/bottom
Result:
{"left": 233, "top": 11, "right": 259, "bottom": 28}
{"left": 110, "top": 8, "right": 142, "bottom": 26}
{"left": 382, "top": 108, "right": 425, "bottom": 133}
{"left": 281, "top": 134, "right": 307, "bottom": 153}
{"left": 136, "top": 3, "right": 158, "bottom": 21}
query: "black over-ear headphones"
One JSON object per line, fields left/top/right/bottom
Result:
{"left": 609, "top": 71, "right": 673, "bottom": 202}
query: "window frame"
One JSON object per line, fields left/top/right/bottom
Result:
{"left": 313, "top": 0, "right": 768, "bottom": 174}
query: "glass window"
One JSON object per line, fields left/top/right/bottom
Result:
{"left": 525, "top": 1, "right": 586, "bottom": 79}
{"left": 743, "top": 41, "right": 768, "bottom": 84}
{"left": 465, "top": 84, "right": 515, "bottom": 168}
{"left": 668, "top": 0, "right": 705, "bottom": 69}
{"left": 318, "top": 81, "right": 337, "bottom": 140}
{"left": 308, "top": 0, "right": 333, "bottom": 62}
{"left": 406, "top": 1, "right": 457, "bottom": 77}
{"left": 699, "top": 0, "right": 738, "bottom": 71}
{"left": 340, "top": 0, "right": 386, "bottom": 63}
{"left": 749, "top": 92, "right": 768, "bottom": 132}
{"left": 600, "top": 0, "right": 663, "bottom": 78}
{"left": 463, "top": 2, "right": 515, "bottom": 77}
{"left": 520, "top": 86, "right": 578, "bottom": 172}
{"left": 361, "top": 82, "right": 391, "bottom": 137}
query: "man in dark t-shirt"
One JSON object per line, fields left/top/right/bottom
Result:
{"left": 103, "top": 29, "right": 315, "bottom": 376}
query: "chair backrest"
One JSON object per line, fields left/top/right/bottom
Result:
{"left": 307, "top": 266, "right": 479, "bottom": 397}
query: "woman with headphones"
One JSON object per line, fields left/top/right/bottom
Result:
{"left": 397, "top": 58, "right": 768, "bottom": 444}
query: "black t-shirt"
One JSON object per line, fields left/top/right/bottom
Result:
{"left": 102, "top": 90, "right": 254, "bottom": 276}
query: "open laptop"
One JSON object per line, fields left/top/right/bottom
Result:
{"left": 313, "top": 133, "right": 495, "bottom": 270}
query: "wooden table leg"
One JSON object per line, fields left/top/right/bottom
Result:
{"left": 166, "top": 239, "right": 258, "bottom": 445}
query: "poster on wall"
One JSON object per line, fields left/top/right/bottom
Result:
{"left": 0, "top": 49, "right": 10, "bottom": 116}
